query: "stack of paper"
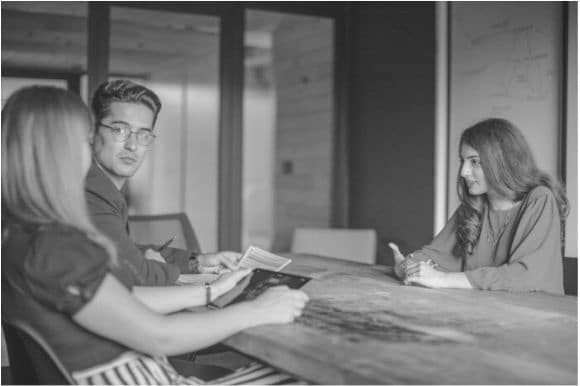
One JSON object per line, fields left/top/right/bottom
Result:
{"left": 237, "top": 246, "right": 292, "bottom": 271}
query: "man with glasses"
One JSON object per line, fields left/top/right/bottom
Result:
{"left": 86, "top": 79, "right": 239, "bottom": 285}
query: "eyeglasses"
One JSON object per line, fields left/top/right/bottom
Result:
{"left": 98, "top": 122, "right": 156, "bottom": 146}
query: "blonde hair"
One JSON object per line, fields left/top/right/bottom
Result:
{"left": 2, "top": 86, "right": 117, "bottom": 263}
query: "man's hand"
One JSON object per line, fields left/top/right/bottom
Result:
{"left": 211, "top": 268, "right": 253, "bottom": 299}
{"left": 195, "top": 251, "right": 241, "bottom": 274}
{"left": 144, "top": 249, "right": 167, "bottom": 263}
{"left": 252, "top": 286, "right": 310, "bottom": 324}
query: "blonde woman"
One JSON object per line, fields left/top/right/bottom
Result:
{"left": 1, "top": 86, "right": 309, "bottom": 384}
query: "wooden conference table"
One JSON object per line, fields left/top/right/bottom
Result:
{"left": 221, "top": 254, "right": 578, "bottom": 385}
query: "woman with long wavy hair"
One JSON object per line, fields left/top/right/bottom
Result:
{"left": 2, "top": 86, "right": 309, "bottom": 384}
{"left": 389, "top": 118, "right": 568, "bottom": 294}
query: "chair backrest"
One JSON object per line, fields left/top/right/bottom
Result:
{"left": 563, "top": 257, "right": 577, "bottom": 296}
{"left": 291, "top": 228, "right": 377, "bottom": 264}
{"left": 128, "top": 212, "right": 201, "bottom": 252}
{"left": 2, "top": 320, "right": 73, "bottom": 385}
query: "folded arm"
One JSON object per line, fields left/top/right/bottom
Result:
{"left": 74, "top": 273, "right": 308, "bottom": 357}
{"left": 86, "top": 193, "right": 180, "bottom": 285}
{"left": 132, "top": 269, "right": 251, "bottom": 313}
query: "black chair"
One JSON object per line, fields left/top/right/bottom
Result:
{"left": 563, "top": 256, "right": 577, "bottom": 296}
{"left": 2, "top": 320, "right": 73, "bottom": 384}
{"left": 128, "top": 212, "right": 201, "bottom": 253}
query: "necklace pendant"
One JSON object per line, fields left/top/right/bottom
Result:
{"left": 486, "top": 229, "right": 498, "bottom": 247}
{"left": 486, "top": 209, "right": 511, "bottom": 248}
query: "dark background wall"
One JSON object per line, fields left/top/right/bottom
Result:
{"left": 347, "top": 4, "right": 436, "bottom": 265}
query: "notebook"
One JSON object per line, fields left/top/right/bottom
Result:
{"left": 210, "top": 268, "right": 311, "bottom": 309}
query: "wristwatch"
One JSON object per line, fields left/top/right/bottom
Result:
{"left": 188, "top": 252, "right": 200, "bottom": 273}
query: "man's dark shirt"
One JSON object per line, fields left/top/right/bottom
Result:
{"left": 85, "top": 161, "right": 193, "bottom": 285}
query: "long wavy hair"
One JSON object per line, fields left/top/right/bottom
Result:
{"left": 452, "top": 118, "right": 568, "bottom": 261}
{"left": 2, "top": 86, "right": 117, "bottom": 263}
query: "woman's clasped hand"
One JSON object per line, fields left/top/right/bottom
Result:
{"left": 389, "top": 242, "right": 443, "bottom": 288}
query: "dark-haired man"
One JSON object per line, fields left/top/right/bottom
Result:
{"left": 86, "top": 79, "right": 238, "bottom": 285}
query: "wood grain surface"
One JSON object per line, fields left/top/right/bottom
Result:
{"left": 222, "top": 254, "right": 578, "bottom": 385}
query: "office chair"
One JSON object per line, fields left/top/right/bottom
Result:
{"left": 291, "top": 228, "right": 377, "bottom": 264}
{"left": 128, "top": 212, "right": 201, "bottom": 253}
{"left": 563, "top": 257, "right": 577, "bottom": 296}
{"left": 127, "top": 212, "right": 243, "bottom": 367}
{"left": 2, "top": 320, "right": 74, "bottom": 385}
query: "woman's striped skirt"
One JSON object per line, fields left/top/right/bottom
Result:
{"left": 72, "top": 351, "right": 305, "bottom": 385}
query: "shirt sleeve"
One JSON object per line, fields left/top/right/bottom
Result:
{"left": 410, "top": 211, "right": 463, "bottom": 272}
{"left": 86, "top": 193, "right": 180, "bottom": 286}
{"left": 23, "top": 229, "right": 112, "bottom": 315}
{"left": 160, "top": 247, "right": 193, "bottom": 273}
{"left": 465, "top": 187, "right": 564, "bottom": 294}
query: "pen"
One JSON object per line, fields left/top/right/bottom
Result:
{"left": 156, "top": 236, "right": 175, "bottom": 252}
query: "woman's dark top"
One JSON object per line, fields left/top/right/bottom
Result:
{"left": 1, "top": 221, "right": 137, "bottom": 371}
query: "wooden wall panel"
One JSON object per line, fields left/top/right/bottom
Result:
{"left": 348, "top": 4, "right": 436, "bottom": 265}
{"left": 272, "top": 17, "right": 334, "bottom": 251}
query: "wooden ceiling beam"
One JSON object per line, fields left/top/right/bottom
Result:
{"left": 2, "top": 38, "right": 217, "bottom": 76}
{"left": 1, "top": 7, "right": 273, "bottom": 74}
{"left": 2, "top": 9, "right": 226, "bottom": 54}
{"left": 1, "top": 39, "right": 195, "bottom": 62}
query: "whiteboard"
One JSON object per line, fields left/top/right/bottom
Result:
{"left": 448, "top": 3, "right": 575, "bottom": 255}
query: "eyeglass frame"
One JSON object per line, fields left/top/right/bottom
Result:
{"left": 97, "top": 122, "right": 157, "bottom": 146}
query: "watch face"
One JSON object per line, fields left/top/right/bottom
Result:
{"left": 188, "top": 256, "right": 200, "bottom": 272}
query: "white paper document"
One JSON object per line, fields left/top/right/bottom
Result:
{"left": 237, "top": 246, "right": 291, "bottom": 271}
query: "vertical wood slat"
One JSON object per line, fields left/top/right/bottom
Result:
{"left": 87, "top": 4, "right": 110, "bottom": 101}
{"left": 559, "top": 2, "right": 568, "bottom": 185}
{"left": 332, "top": 8, "right": 350, "bottom": 228}
{"left": 218, "top": 7, "right": 244, "bottom": 251}
{"left": 434, "top": 1, "right": 449, "bottom": 235}
{"left": 558, "top": 3, "right": 568, "bottom": 258}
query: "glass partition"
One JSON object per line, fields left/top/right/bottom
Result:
{"left": 243, "top": 10, "right": 335, "bottom": 251}
{"left": 109, "top": 7, "right": 221, "bottom": 251}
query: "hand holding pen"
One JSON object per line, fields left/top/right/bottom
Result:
{"left": 143, "top": 236, "right": 174, "bottom": 264}
{"left": 156, "top": 236, "right": 175, "bottom": 252}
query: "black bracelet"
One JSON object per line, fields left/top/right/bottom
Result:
{"left": 189, "top": 254, "right": 200, "bottom": 273}
{"left": 204, "top": 282, "right": 211, "bottom": 306}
